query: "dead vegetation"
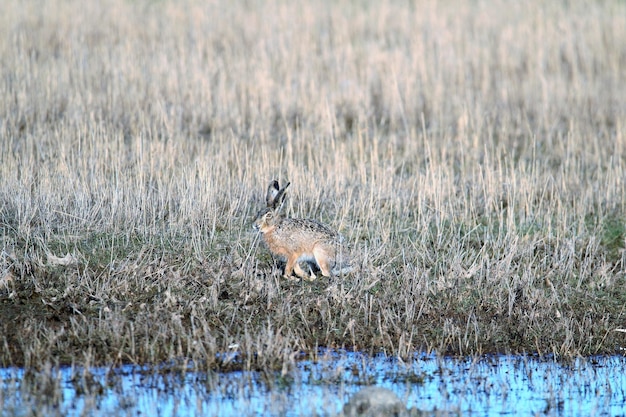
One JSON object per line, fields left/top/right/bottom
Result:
{"left": 1, "top": 0, "right": 625, "bottom": 373}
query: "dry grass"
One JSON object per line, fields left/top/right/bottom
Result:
{"left": 1, "top": 0, "right": 625, "bottom": 372}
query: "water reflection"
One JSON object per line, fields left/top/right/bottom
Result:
{"left": 1, "top": 352, "right": 625, "bottom": 416}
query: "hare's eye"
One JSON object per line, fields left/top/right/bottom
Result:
{"left": 265, "top": 212, "right": 273, "bottom": 219}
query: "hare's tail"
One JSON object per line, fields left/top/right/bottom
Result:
{"left": 332, "top": 265, "right": 354, "bottom": 276}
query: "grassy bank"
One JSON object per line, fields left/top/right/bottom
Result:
{"left": 1, "top": 0, "right": 625, "bottom": 371}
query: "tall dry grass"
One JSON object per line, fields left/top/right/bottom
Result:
{"left": 1, "top": 0, "right": 625, "bottom": 370}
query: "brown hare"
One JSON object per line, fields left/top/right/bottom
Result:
{"left": 253, "top": 180, "right": 352, "bottom": 281}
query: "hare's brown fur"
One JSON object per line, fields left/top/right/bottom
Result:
{"left": 253, "top": 180, "right": 351, "bottom": 281}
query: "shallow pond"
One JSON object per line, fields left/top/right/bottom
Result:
{"left": 2, "top": 351, "right": 625, "bottom": 416}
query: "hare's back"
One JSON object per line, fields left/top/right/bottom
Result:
{"left": 278, "top": 218, "right": 338, "bottom": 242}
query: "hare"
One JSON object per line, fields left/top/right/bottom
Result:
{"left": 253, "top": 180, "right": 352, "bottom": 281}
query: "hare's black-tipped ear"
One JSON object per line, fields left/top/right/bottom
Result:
{"left": 266, "top": 180, "right": 290, "bottom": 209}
{"left": 266, "top": 180, "right": 280, "bottom": 206}
{"left": 275, "top": 181, "right": 290, "bottom": 206}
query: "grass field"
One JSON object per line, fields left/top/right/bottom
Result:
{"left": 1, "top": 0, "right": 625, "bottom": 372}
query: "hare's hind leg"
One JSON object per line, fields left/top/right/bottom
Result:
{"left": 313, "top": 247, "right": 333, "bottom": 278}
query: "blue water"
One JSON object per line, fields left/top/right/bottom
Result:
{"left": 2, "top": 352, "right": 626, "bottom": 416}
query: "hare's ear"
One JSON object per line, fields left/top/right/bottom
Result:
{"left": 266, "top": 180, "right": 280, "bottom": 206}
{"left": 266, "top": 180, "right": 290, "bottom": 209}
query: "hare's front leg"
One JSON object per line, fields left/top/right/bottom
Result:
{"left": 285, "top": 254, "right": 316, "bottom": 281}
{"left": 294, "top": 262, "right": 317, "bottom": 281}
{"left": 283, "top": 255, "right": 298, "bottom": 280}
{"left": 282, "top": 254, "right": 306, "bottom": 280}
